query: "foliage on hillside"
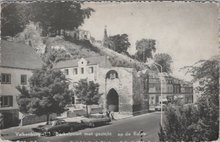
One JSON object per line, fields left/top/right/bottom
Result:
{"left": 7, "top": 21, "right": 149, "bottom": 71}
{"left": 1, "top": 2, "right": 94, "bottom": 37}
{"left": 46, "top": 36, "right": 149, "bottom": 71}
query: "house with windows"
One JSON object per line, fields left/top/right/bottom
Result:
{"left": 148, "top": 73, "right": 193, "bottom": 110}
{"left": 0, "top": 40, "right": 42, "bottom": 128}
{"left": 65, "top": 29, "right": 91, "bottom": 41}
{"left": 54, "top": 56, "right": 148, "bottom": 115}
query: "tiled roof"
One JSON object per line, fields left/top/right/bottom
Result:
{"left": 53, "top": 56, "right": 112, "bottom": 69}
{"left": 1, "top": 40, "right": 42, "bottom": 69}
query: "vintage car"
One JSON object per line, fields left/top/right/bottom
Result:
{"left": 81, "top": 116, "right": 111, "bottom": 127}
{"left": 155, "top": 104, "right": 167, "bottom": 111}
{"left": 32, "top": 119, "right": 86, "bottom": 136}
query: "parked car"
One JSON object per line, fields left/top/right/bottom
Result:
{"left": 81, "top": 116, "right": 111, "bottom": 127}
{"left": 32, "top": 119, "right": 86, "bottom": 136}
{"left": 155, "top": 104, "right": 167, "bottom": 111}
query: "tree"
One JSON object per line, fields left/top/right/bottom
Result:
{"left": 158, "top": 105, "right": 201, "bottom": 141}
{"left": 74, "top": 79, "right": 102, "bottom": 117}
{"left": 135, "top": 39, "right": 156, "bottom": 62}
{"left": 1, "top": 3, "right": 29, "bottom": 37}
{"left": 30, "top": 2, "right": 94, "bottom": 36}
{"left": 108, "top": 34, "right": 131, "bottom": 53}
{"left": 153, "top": 53, "right": 173, "bottom": 73}
{"left": 158, "top": 56, "right": 219, "bottom": 141}
{"left": 187, "top": 57, "right": 219, "bottom": 140}
{"left": 1, "top": 2, "right": 94, "bottom": 37}
{"left": 16, "top": 67, "right": 73, "bottom": 124}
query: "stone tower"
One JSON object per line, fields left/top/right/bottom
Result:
{"left": 102, "top": 25, "right": 109, "bottom": 47}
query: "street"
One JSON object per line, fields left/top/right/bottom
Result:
{"left": 17, "top": 112, "right": 161, "bottom": 142}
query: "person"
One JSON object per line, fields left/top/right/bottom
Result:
{"left": 110, "top": 111, "right": 115, "bottom": 120}
{"left": 106, "top": 110, "right": 110, "bottom": 118}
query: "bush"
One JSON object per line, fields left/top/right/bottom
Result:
{"left": 159, "top": 103, "right": 218, "bottom": 141}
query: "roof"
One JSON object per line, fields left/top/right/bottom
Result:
{"left": 1, "top": 40, "right": 42, "bottom": 69}
{"left": 53, "top": 56, "right": 112, "bottom": 69}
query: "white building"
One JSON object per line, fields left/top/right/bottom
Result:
{"left": 53, "top": 56, "right": 112, "bottom": 105}
{"left": 0, "top": 40, "right": 42, "bottom": 128}
{"left": 54, "top": 56, "right": 148, "bottom": 115}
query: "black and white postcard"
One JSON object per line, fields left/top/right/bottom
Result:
{"left": 0, "top": 0, "right": 219, "bottom": 142}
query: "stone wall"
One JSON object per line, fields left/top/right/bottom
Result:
{"left": 67, "top": 106, "right": 103, "bottom": 118}
{"left": 21, "top": 113, "right": 57, "bottom": 126}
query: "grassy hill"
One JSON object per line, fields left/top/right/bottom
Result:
{"left": 44, "top": 36, "right": 149, "bottom": 71}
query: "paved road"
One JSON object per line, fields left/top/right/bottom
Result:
{"left": 18, "top": 112, "right": 161, "bottom": 142}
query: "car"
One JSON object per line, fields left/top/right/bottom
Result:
{"left": 81, "top": 116, "right": 111, "bottom": 128}
{"left": 155, "top": 104, "right": 167, "bottom": 111}
{"left": 32, "top": 119, "right": 86, "bottom": 136}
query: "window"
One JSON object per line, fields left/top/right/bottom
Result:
{"left": 110, "top": 73, "right": 116, "bottom": 79}
{"left": 149, "top": 84, "right": 154, "bottom": 88}
{"left": 64, "top": 69, "right": 69, "bottom": 75}
{"left": 89, "top": 67, "right": 94, "bottom": 74}
{"left": 106, "top": 70, "right": 119, "bottom": 79}
{"left": 1, "top": 73, "right": 11, "bottom": 84}
{"left": 72, "top": 96, "right": 75, "bottom": 104}
{"left": 81, "top": 68, "right": 84, "bottom": 74}
{"left": 150, "top": 96, "right": 154, "bottom": 104}
{"left": 73, "top": 68, "right": 78, "bottom": 75}
{"left": 0, "top": 96, "right": 13, "bottom": 107}
{"left": 21, "top": 75, "right": 27, "bottom": 85}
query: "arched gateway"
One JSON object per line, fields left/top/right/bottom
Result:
{"left": 106, "top": 88, "right": 119, "bottom": 112}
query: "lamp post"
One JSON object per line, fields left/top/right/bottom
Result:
{"left": 146, "top": 61, "right": 163, "bottom": 126}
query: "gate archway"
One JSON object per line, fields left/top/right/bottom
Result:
{"left": 106, "top": 88, "right": 119, "bottom": 112}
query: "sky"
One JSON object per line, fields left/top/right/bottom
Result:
{"left": 81, "top": 1, "right": 219, "bottom": 81}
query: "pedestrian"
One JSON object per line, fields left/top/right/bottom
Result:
{"left": 110, "top": 111, "right": 115, "bottom": 120}
{"left": 106, "top": 110, "right": 110, "bottom": 118}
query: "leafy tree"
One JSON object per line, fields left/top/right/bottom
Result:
{"left": 1, "top": 2, "right": 94, "bottom": 37}
{"left": 30, "top": 2, "right": 94, "bottom": 36}
{"left": 153, "top": 53, "right": 173, "bottom": 73}
{"left": 135, "top": 39, "right": 156, "bottom": 62}
{"left": 108, "top": 34, "right": 131, "bottom": 53}
{"left": 74, "top": 79, "right": 102, "bottom": 117}
{"left": 158, "top": 105, "right": 201, "bottom": 141}
{"left": 159, "top": 57, "right": 219, "bottom": 141}
{"left": 1, "top": 3, "right": 29, "bottom": 37}
{"left": 16, "top": 67, "right": 73, "bottom": 124}
{"left": 187, "top": 57, "right": 219, "bottom": 140}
